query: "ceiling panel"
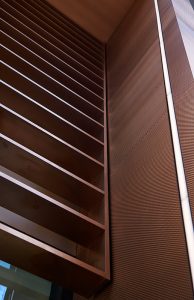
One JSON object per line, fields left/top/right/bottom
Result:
{"left": 46, "top": 0, "right": 134, "bottom": 42}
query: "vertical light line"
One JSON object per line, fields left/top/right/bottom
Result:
{"left": 104, "top": 45, "right": 110, "bottom": 278}
{"left": 154, "top": 0, "right": 194, "bottom": 290}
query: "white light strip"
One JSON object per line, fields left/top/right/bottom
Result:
{"left": 2, "top": 1, "right": 103, "bottom": 73}
{"left": 0, "top": 166, "right": 104, "bottom": 228}
{"left": 1, "top": 78, "right": 103, "bottom": 129}
{"left": 1, "top": 82, "right": 104, "bottom": 145}
{"left": 1, "top": 18, "right": 103, "bottom": 89}
{"left": 1, "top": 60, "right": 103, "bottom": 117}
{"left": 2, "top": 44, "right": 103, "bottom": 107}
{"left": 154, "top": 0, "right": 194, "bottom": 289}
{"left": 1, "top": 30, "right": 103, "bottom": 99}
{"left": 0, "top": 103, "right": 104, "bottom": 166}
{"left": 0, "top": 133, "right": 104, "bottom": 194}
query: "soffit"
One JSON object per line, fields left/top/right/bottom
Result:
{"left": 46, "top": 0, "right": 134, "bottom": 42}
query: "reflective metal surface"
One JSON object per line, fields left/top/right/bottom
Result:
{"left": 154, "top": 0, "right": 194, "bottom": 291}
{"left": 172, "top": 0, "right": 194, "bottom": 77}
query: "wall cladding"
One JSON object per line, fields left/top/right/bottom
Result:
{"left": 94, "top": 0, "right": 193, "bottom": 299}
{"left": 158, "top": 0, "right": 194, "bottom": 281}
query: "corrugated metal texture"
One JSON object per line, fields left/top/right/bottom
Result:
{"left": 158, "top": 0, "right": 194, "bottom": 267}
{"left": 94, "top": 0, "right": 193, "bottom": 299}
{"left": 158, "top": 0, "right": 193, "bottom": 99}
{"left": 175, "top": 86, "right": 194, "bottom": 232}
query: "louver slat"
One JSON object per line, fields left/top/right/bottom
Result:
{"left": 0, "top": 0, "right": 110, "bottom": 297}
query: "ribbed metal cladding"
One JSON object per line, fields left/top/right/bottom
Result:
{"left": 158, "top": 0, "right": 194, "bottom": 215}
{"left": 0, "top": 0, "right": 110, "bottom": 297}
{"left": 94, "top": 0, "right": 193, "bottom": 299}
{"left": 154, "top": 0, "right": 194, "bottom": 290}
{"left": 158, "top": 0, "right": 194, "bottom": 293}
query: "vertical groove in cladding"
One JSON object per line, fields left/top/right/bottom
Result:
{"left": 93, "top": 0, "right": 193, "bottom": 299}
